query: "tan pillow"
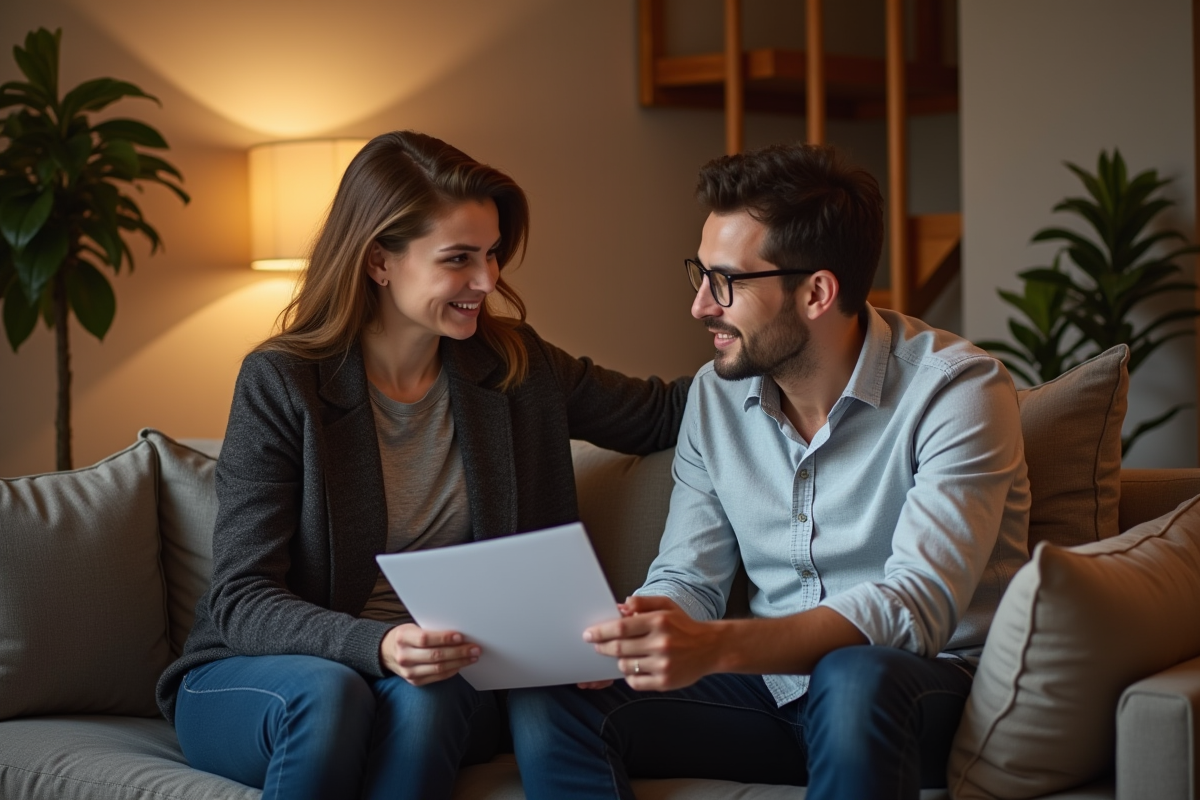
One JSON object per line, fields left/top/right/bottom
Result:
{"left": 0, "top": 440, "right": 170, "bottom": 720}
{"left": 1017, "top": 345, "right": 1128, "bottom": 549}
{"left": 140, "top": 428, "right": 218, "bottom": 657}
{"left": 948, "top": 494, "right": 1200, "bottom": 799}
{"left": 571, "top": 440, "right": 675, "bottom": 602}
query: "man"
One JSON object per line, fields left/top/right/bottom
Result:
{"left": 509, "top": 143, "right": 1029, "bottom": 800}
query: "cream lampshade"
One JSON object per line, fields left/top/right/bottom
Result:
{"left": 248, "top": 139, "right": 367, "bottom": 271}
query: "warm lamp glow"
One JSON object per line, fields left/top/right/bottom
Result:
{"left": 249, "top": 139, "right": 367, "bottom": 271}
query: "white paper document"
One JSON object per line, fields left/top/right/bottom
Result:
{"left": 376, "top": 523, "right": 625, "bottom": 690}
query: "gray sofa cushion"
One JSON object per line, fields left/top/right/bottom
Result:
{"left": 0, "top": 440, "right": 170, "bottom": 720}
{"left": 0, "top": 716, "right": 259, "bottom": 799}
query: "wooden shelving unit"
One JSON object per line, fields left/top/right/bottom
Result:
{"left": 646, "top": 49, "right": 958, "bottom": 120}
{"left": 639, "top": 0, "right": 960, "bottom": 319}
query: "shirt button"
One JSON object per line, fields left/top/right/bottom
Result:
{"left": 800, "top": 469, "right": 809, "bottom": 479}
{"left": 802, "top": 570, "right": 814, "bottom": 579}
{"left": 797, "top": 513, "right": 808, "bottom": 523}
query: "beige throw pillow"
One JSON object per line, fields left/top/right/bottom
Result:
{"left": 571, "top": 440, "right": 675, "bottom": 602}
{"left": 1017, "top": 344, "right": 1128, "bottom": 550}
{"left": 0, "top": 440, "right": 170, "bottom": 720}
{"left": 948, "top": 494, "right": 1200, "bottom": 799}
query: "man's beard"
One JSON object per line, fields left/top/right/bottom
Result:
{"left": 707, "top": 302, "right": 811, "bottom": 382}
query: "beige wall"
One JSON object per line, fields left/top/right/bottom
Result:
{"left": 0, "top": 0, "right": 719, "bottom": 476}
{"left": 960, "top": 0, "right": 1196, "bottom": 468}
{"left": 0, "top": 0, "right": 960, "bottom": 476}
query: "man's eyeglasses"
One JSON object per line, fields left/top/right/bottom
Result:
{"left": 684, "top": 258, "right": 814, "bottom": 308}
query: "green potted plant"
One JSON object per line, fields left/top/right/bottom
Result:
{"left": 0, "top": 27, "right": 188, "bottom": 470}
{"left": 978, "top": 149, "right": 1200, "bottom": 457}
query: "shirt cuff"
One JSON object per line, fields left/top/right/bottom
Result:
{"left": 820, "top": 583, "right": 918, "bottom": 653}
{"left": 634, "top": 582, "right": 718, "bottom": 622}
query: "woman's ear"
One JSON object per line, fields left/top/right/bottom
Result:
{"left": 798, "top": 270, "right": 840, "bottom": 320}
{"left": 365, "top": 242, "right": 390, "bottom": 286}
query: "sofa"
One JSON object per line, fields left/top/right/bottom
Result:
{"left": 2, "top": 345, "right": 1199, "bottom": 800}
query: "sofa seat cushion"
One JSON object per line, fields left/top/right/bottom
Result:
{"left": 451, "top": 754, "right": 955, "bottom": 799}
{"left": 0, "top": 716, "right": 259, "bottom": 800}
{"left": 0, "top": 440, "right": 170, "bottom": 720}
{"left": 948, "top": 493, "right": 1200, "bottom": 799}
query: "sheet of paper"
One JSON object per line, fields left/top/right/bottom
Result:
{"left": 376, "top": 523, "right": 625, "bottom": 690}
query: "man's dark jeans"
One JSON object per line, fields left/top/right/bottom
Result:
{"left": 509, "top": 645, "right": 974, "bottom": 800}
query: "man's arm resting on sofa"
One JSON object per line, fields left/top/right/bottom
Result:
{"left": 584, "top": 596, "right": 866, "bottom": 691}
{"left": 1116, "top": 655, "right": 1200, "bottom": 800}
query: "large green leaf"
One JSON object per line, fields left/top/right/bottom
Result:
{"left": 97, "top": 139, "right": 140, "bottom": 180}
{"left": 1051, "top": 197, "right": 1106, "bottom": 242}
{"left": 80, "top": 216, "right": 124, "bottom": 271}
{"left": 66, "top": 259, "right": 116, "bottom": 340}
{"left": 60, "top": 78, "right": 158, "bottom": 121}
{"left": 13, "top": 221, "right": 68, "bottom": 300}
{"left": 1066, "top": 161, "right": 1110, "bottom": 213}
{"left": 115, "top": 209, "right": 162, "bottom": 256}
{"left": 0, "top": 81, "right": 50, "bottom": 112}
{"left": 12, "top": 28, "right": 60, "bottom": 101}
{"left": 136, "top": 154, "right": 190, "bottom": 204}
{"left": 2, "top": 273, "right": 38, "bottom": 351}
{"left": 0, "top": 188, "right": 53, "bottom": 250}
{"left": 93, "top": 118, "right": 167, "bottom": 149}
{"left": 1016, "top": 267, "right": 1077, "bottom": 290}
{"left": 59, "top": 130, "right": 94, "bottom": 183}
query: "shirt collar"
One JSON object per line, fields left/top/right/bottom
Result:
{"left": 742, "top": 304, "right": 892, "bottom": 413}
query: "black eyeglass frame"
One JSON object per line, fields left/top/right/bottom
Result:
{"left": 684, "top": 258, "right": 815, "bottom": 308}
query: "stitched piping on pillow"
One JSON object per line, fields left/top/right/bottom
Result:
{"left": 1089, "top": 349, "right": 1124, "bottom": 542}
{"left": 952, "top": 545, "right": 1047, "bottom": 796}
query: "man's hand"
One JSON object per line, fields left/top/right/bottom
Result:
{"left": 583, "top": 595, "right": 725, "bottom": 691}
{"left": 380, "top": 623, "right": 480, "bottom": 686}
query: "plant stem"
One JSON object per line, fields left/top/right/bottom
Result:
{"left": 53, "top": 271, "right": 72, "bottom": 471}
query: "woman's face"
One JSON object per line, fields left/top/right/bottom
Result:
{"left": 368, "top": 198, "right": 502, "bottom": 342}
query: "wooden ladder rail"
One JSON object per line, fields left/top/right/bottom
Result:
{"left": 807, "top": 0, "right": 826, "bottom": 145}
{"left": 886, "top": 0, "right": 910, "bottom": 313}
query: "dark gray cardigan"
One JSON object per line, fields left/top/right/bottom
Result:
{"left": 156, "top": 325, "right": 690, "bottom": 722}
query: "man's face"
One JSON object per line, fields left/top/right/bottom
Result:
{"left": 691, "top": 210, "right": 811, "bottom": 382}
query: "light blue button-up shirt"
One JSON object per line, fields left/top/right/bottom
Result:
{"left": 638, "top": 306, "right": 1031, "bottom": 706}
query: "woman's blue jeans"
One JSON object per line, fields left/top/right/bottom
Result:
{"left": 508, "top": 645, "right": 974, "bottom": 800}
{"left": 174, "top": 655, "right": 499, "bottom": 800}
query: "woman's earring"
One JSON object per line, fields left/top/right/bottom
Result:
{"left": 380, "top": 279, "right": 389, "bottom": 287}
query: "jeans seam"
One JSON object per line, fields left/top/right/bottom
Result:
{"left": 181, "top": 669, "right": 292, "bottom": 800}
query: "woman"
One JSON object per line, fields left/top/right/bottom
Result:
{"left": 155, "top": 131, "right": 689, "bottom": 800}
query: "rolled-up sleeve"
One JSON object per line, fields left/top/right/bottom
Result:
{"left": 820, "top": 356, "right": 1026, "bottom": 655}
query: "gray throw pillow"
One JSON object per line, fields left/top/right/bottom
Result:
{"left": 948, "top": 493, "right": 1200, "bottom": 799}
{"left": 140, "top": 429, "right": 218, "bottom": 657}
{"left": 0, "top": 440, "right": 169, "bottom": 719}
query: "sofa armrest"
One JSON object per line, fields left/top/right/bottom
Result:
{"left": 1119, "top": 469, "right": 1200, "bottom": 532}
{"left": 1116, "top": 655, "right": 1200, "bottom": 800}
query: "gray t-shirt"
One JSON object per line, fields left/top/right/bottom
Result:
{"left": 359, "top": 369, "right": 472, "bottom": 624}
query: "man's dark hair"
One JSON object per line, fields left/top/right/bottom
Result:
{"left": 695, "top": 142, "right": 884, "bottom": 315}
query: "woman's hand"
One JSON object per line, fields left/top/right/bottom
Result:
{"left": 380, "top": 623, "right": 481, "bottom": 686}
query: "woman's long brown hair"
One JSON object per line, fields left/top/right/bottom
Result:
{"left": 258, "top": 131, "right": 530, "bottom": 389}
